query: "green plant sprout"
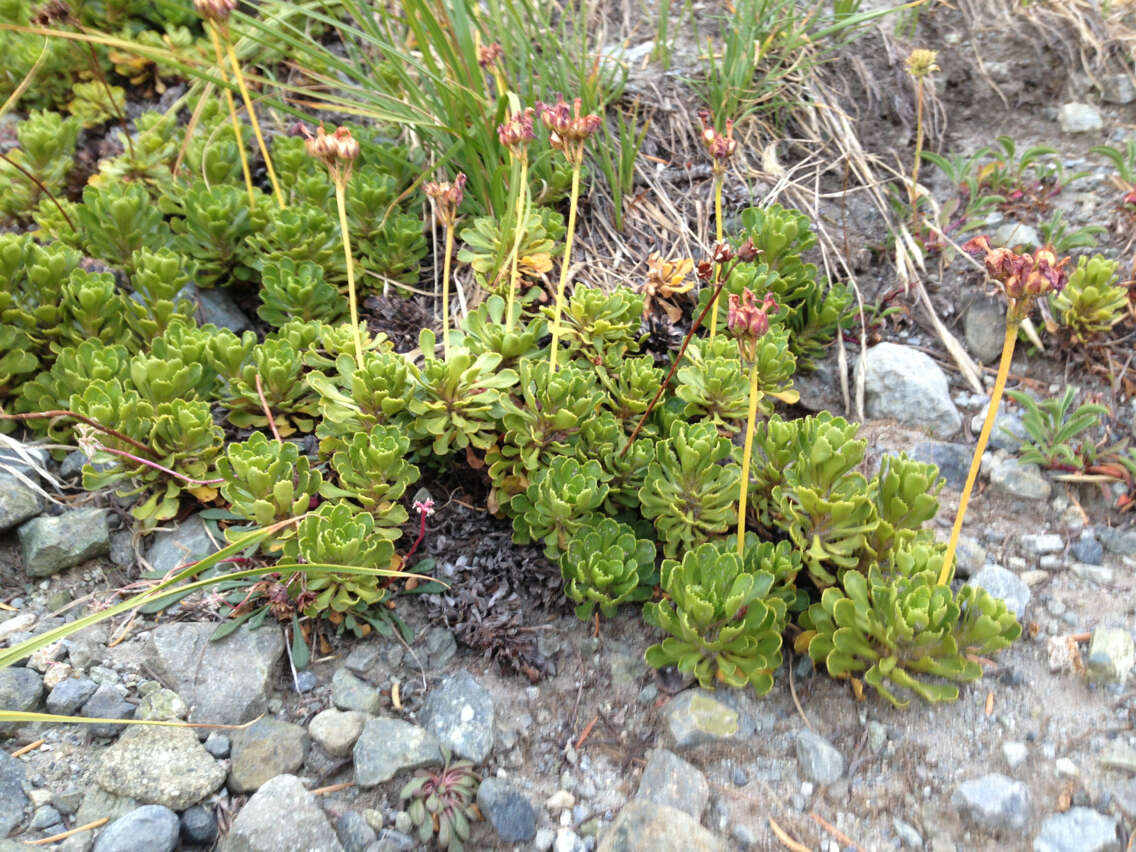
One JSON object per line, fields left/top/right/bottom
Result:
{"left": 1006, "top": 387, "right": 1107, "bottom": 470}
{"left": 425, "top": 173, "right": 467, "bottom": 359}
{"left": 939, "top": 237, "right": 1071, "bottom": 585}
{"left": 698, "top": 110, "right": 737, "bottom": 342}
{"left": 540, "top": 96, "right": 602, "bottom": 371}
{"left": 306, "top": 125, "right": 365, "bottom": 369}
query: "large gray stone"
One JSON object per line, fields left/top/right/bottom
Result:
{"left": 420, "top": 670, "right": 495, "bottom": 763}
{"left": 81, "top": 683, "right": 134, "bottom": 737}
{"left": 46, "top": 677, "right": 99, "bottom": 715}
{"left": 92, "top": 805, "right": 179, "bottom": 852}
{"left": 1098, "top": 526, "right": 1136, "bottom": 556}
{"left": 144, "top": 514, "right": 221, "bottom": 576}
{"left": 911, "top": 442, "right": 970, "bottom": 491}
{"left": 144, "top": 622, "right": 282, "bottom": 725}
{"left": 860, "top": 343, "right": 962, "bottom": 438}
{"left": 1034, "top": 807, "right": 1119, "bottom": 852}
{"left": 195, "top": 285, "right": 252, "bottom": 333}
{"left": 0, "top": 475, "right": 42, "bottom": 532}
{"left": 968, "top": 565, "right": 1031, "bottom": 620}
{"left": 635, "top": 748, "right": 709, "bottom": 819}
{"left": 477, "top": 778, "right": 536, "bottom": 843}
{"left": 0, "top": 749, "right": 29, "bottom": 836}
{"left": 93, "top": 725, "right": 226, "bottom": 810}
{"left": 308, "top": 708, "right": 366, "bottom": 758}
{"left": 75, "top": 789, "right": 138, "bottom": 827}
{"left": 661, "top": 689, "right": 754, "bottom": 749}
{"left": 597, "top": 800, "right": 726, "bottom": 852}
{"left": 796, "top": 730, "right": 845, "bottom": 785}
{"left": 964, "top": 295, "right": 1007, "bottom": 363}
{"left": 331, "top": 669, "right": 381, "bottom": 715}
{"left": 353, "top": 718, "right": 442, "bottom": 787}
{"left": 0, "top": 666, "right": 43, "bottom": 734}
{"left": 229, "top": 718, "right": 309, "bottom": 793}
{"left": 18, "top": 508, "right": 110, "bottom": 576}
{"left": 1085, "top": 628, "right": 1134, "bottom": 684}
{"left": 989, "top": 457, "right": 1051, "bottom": 501}
{"left": 220, "top": 774, "right": 344, "bottom": 852}
{"left": 951, "top": 773, "right": 1031, "bottom": 833}
{"left": 1058, "top": 102, "right": 1103, "bottom": 133}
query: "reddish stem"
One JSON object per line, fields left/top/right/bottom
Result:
{"left": 0, "top": 409, "right": 152, "bottom": 456}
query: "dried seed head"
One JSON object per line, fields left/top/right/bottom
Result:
{"left": 728, "top": 288, "right": 778, "bottom": 361}
{"left": 698, "top": 111, "right": 737, "bottom": 166}
{"left": 696, "top": 260, "right": 715, "bottom": 281}
{"left": 478, "top": 42, "right": 504, "bottom": 68}
{"left": 497, "top": 108, "right": 535, "bottom": 156}
{"left": 194, "top": 0, "right": 235, "bottom": 22}
{"left": 963, "top": 235, "right": 1070, "bottom": 306}
{"left": 642, "top": 254, "right": 694, "bottom": 299}
{"left": 712, "top": 241, "right": 734, "bottom": 265}
{"left": 735, "top": 238, "right": 760, "bottom": 264}
{"left": 537, "top": 96, "right": 602, "bottom": 162}
{"left": 332, "top": 126, "right": 359, "bottom": 163}
{"left": 424, "top": 172, "right": 467, "bottom": 227}
{"left": 304, "top": 124, "right": 358, "bottom": 179}
{"left": 905, "top": 48, "right": 940, "bottom": 80}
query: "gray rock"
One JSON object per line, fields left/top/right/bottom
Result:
{"left": 145, "top": 515, "right": 221, "bottom": 577}
{"left": 180, "top": 805, "right": 219, "bottom": 846}
{"left": 911, "top": 442, "right": 970, "bottom": 491}
{"left": 220, "top": 774, "right": 344, "bottom": 852}
{"left": 867, "top": 721, "right": 888, "bottom": 755}
{"left": 989, "top": 457, "right": 1051, "bottom": 501}
{"left": 229, "top": 718, "right": 309, "bottom": 793}
{"left": 535, "top": 828, "right": 557, "bottom": 851}
{"left": 1101, "top": 74, "right": 1136, "bottom": 105}
{"left": 0, "top": 475, "right": 42, "bottom": 532}
{"left": 81, "top": 683, "right": 135, "bottom": 737}
{"left": 0, "top": 666, "right": 44, "bottom": 731}
{"left": 796, "top": 730, "right": 844, "bottom": 785}
{"left": 0, "top": 611, "right": 36, "bottom": 645}
{"left": 93, "top": 726, "right": 226, "bottom": 810}
{"left": 92, "top": 805, "right": 179, "bottom": 852}
{"left": 1058, "top": 102, "right": 1104, "bottom": 133}
{"left": 353, "top": 718, "right": 442, "bottom": 787}
{"left": 1071, "top": 532, "right": 1103, "bottom": 565}
{"left": 309, "top": 708, "right": 367, "bottom": 758}
{"left": 992, "top": 222, "right": 1041, "bottom": 250}
{"left": 46, "top": 677, "right": 98, "bottom": 715}
{"left": 0, "top": 749, "right": 29, "bottom": 836}
{"left": 30, "top": 804, "right": 62, "bottom": 830}
{"left": 134, "top": 688, "right": 187, "bottom": 722}
{"left": 597, "top": 800, "right": 726, "bottom": 852}
{"left": 108, "top": 531, "right": 133, "bottom": 568}
{"left": 964, "top": 294, "right": 1007, "bottom": 363}
{"left": 1021, "top": 533, "right": 1064, "bottom": 557}
{"left": 951, "top": 773, "right": 1031, "bottom": 832}
{"left": 1100, "top": 743, "right": 1136, "bottom": 774}
{"left": 860, "top": 343, "right": 962, "bottom": 438}
{"left": 422, "top": 627, "right": 457, "bottom": 670}
{"left": 144, "top": 622, "right": 282, "bottom": 725}
{"left": 968, "top": 565, "right": 1031, "bottom": 619}
{"left": 372, "top": 828, "right": 416, "bottom": 850}
{"left": 203, "top": 731, "right": 230, "bottom": 758}
{"left": 334, "top": 811, "right": 376, "bottom": 852}
{"left": 59, "top": 450, "right": 116, "bottom": 480}
{"left": 477, "top": 777, "right": 536, "bottom": 843}
{"left": 420, "top": 670, "right": 495, "bottom": 763}
{"left": 661, "top": 689, "right": 754, "bottom": 748}
{"left": 1003, "top": 741, "right": 1029, "bottom": 771}
{"left": 893, "top": 817, "right": 924, "bottom": 848}
{"left": 1071, "top": 562, "right": 1115, "bottom": 585}
{"left": 1034, "top": 807, "right": 1119, "bottom": 852}
{"left": 1085, "top": 628, "right": 1134, "bottom": 684}
{"left": 75, "top": 789, "right": 138, "bottom": 827}
{"left": 332, "top": 669, "right": 382, "bottom": 715}
{"left": 0, "top": 444, "right": 48, "bottom": 481}
{"left": 18, "top": 508, "right": 110, "bottom": 576}
{"left": 793, "top": 355, "right": 845, "bottom": 414}
{"left": 196, "top": 286, "right": 251, "bottom": 333}
{"left": 954, "top": 536, "right": 986, "bottom": 578}
{"left": 971, "top": 408, "right": 1029, "bottom": 451}
{"left": 635, "top": 748, "right": 708, "bottom": 818}
{"left": 1098, "top": 526, "right": 1136, "bottom": 556}
{"left": 1115, "top": 778, "right": 1136, "bottom": 819}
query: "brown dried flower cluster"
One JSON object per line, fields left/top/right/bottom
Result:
{"left": 963, "top": 235, "right": 1070, "bottom": 307}
{"left": 537, "top": 97, "right": 602, "bottom": 165}
{"left": 497, "top": 108, "right": 535, "bottom": 156}
{"left": 728, "top": 288, "right": 778, "bottom": 361}
{"left": 478, "top": 42, "right": 504, "bottom": 69}
{"left": 193, "top": 0, "right": 235, "bottom": 23}
{"left": 304, "top": 125, "right": 359, "bottom": 181}
{"left": 639, "top": 254, "right": 694, "bottom": 322}
{"left": 424, "top": 173, "right": 467, "bottom": 228}
{"left": 698, "top": 111, "right": 737, "bottom": 169}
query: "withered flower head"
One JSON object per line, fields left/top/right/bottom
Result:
{"left": 478, "top": 42, "right": 504, "bottom": 69}
{"left": 305, "top": 125, "right": 359, "bottom": 180}
{"left": 304, "top": 124, "right": 336, "bottom": 165}
{"left": 696, "top": 260, "right": 715, "bottom": 281}
{"left": 642, "top": 254, "right": 694, "bottom": 299}
{"left": 497, "top": 108, "right": 535, "bottom": 156}
{"left": 905, "top": 48, "right": 940, "bottom": 80}
{"left": 712, "top": 240, "right": 734, "bottom": 265}
{"left": 32, "top": 0, "right": 69, "bottom": 25}
{"left": 728, "top": 288, "right": 778, "bottom": 360}
{"left": 537, "top": 96, "right": 602, "bottom": 163}
{"left": 963, "top": 235, "right": 1070, "bottom": 306}
{"left": 735, "top": 237, "right": 760, "bottom": 264}
{"left": 194, "top": 0, "right": 235, "bottom": 22}
{"left": 698, "top": 110, "right": 737, "bottom": 167}
{"left": 424, "top": 172, "right": 467, "bottom": 227}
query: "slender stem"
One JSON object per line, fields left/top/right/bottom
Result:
{"left": 911, "top": 78, "right": 925, "bottom": 238}
{"left": 504, "top": 156, "right": 529, "bottom": 334}
{"left": 737, "top": 363, "right": 761, "bottom": 555}
{"left": 254, "top": 372, "right": 281, "bottom": 443}
{"left": 939, "top": 320, "right": 1019, "bottom": 585}
{"left": 334, "top": 174, "right": 365, "bottom": 370}
{"left": 708, "top": 172, "right": 724, "bottom": 341}
{"left": 208, "top": 22, "right": 255, "bottom": 210}
{"left": 619, "top": 269, "right": 733, "bottom": 458}
{"left": 0, "top": 151, "right": 75, "bottom": 232}
{"left": 548, "top": 160, "right": 582, "bottom": 372}
{"left": 0, "top": 410, "right": 151, "bottom": 456}
{"left": 222, "top": 30, "right": 284, "bottom": 208}
{"left": 96, "top": 445, "right": 224, "bottom": 486}
{"left": 441, "top": 223, "right": 455, "bottom": 360}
